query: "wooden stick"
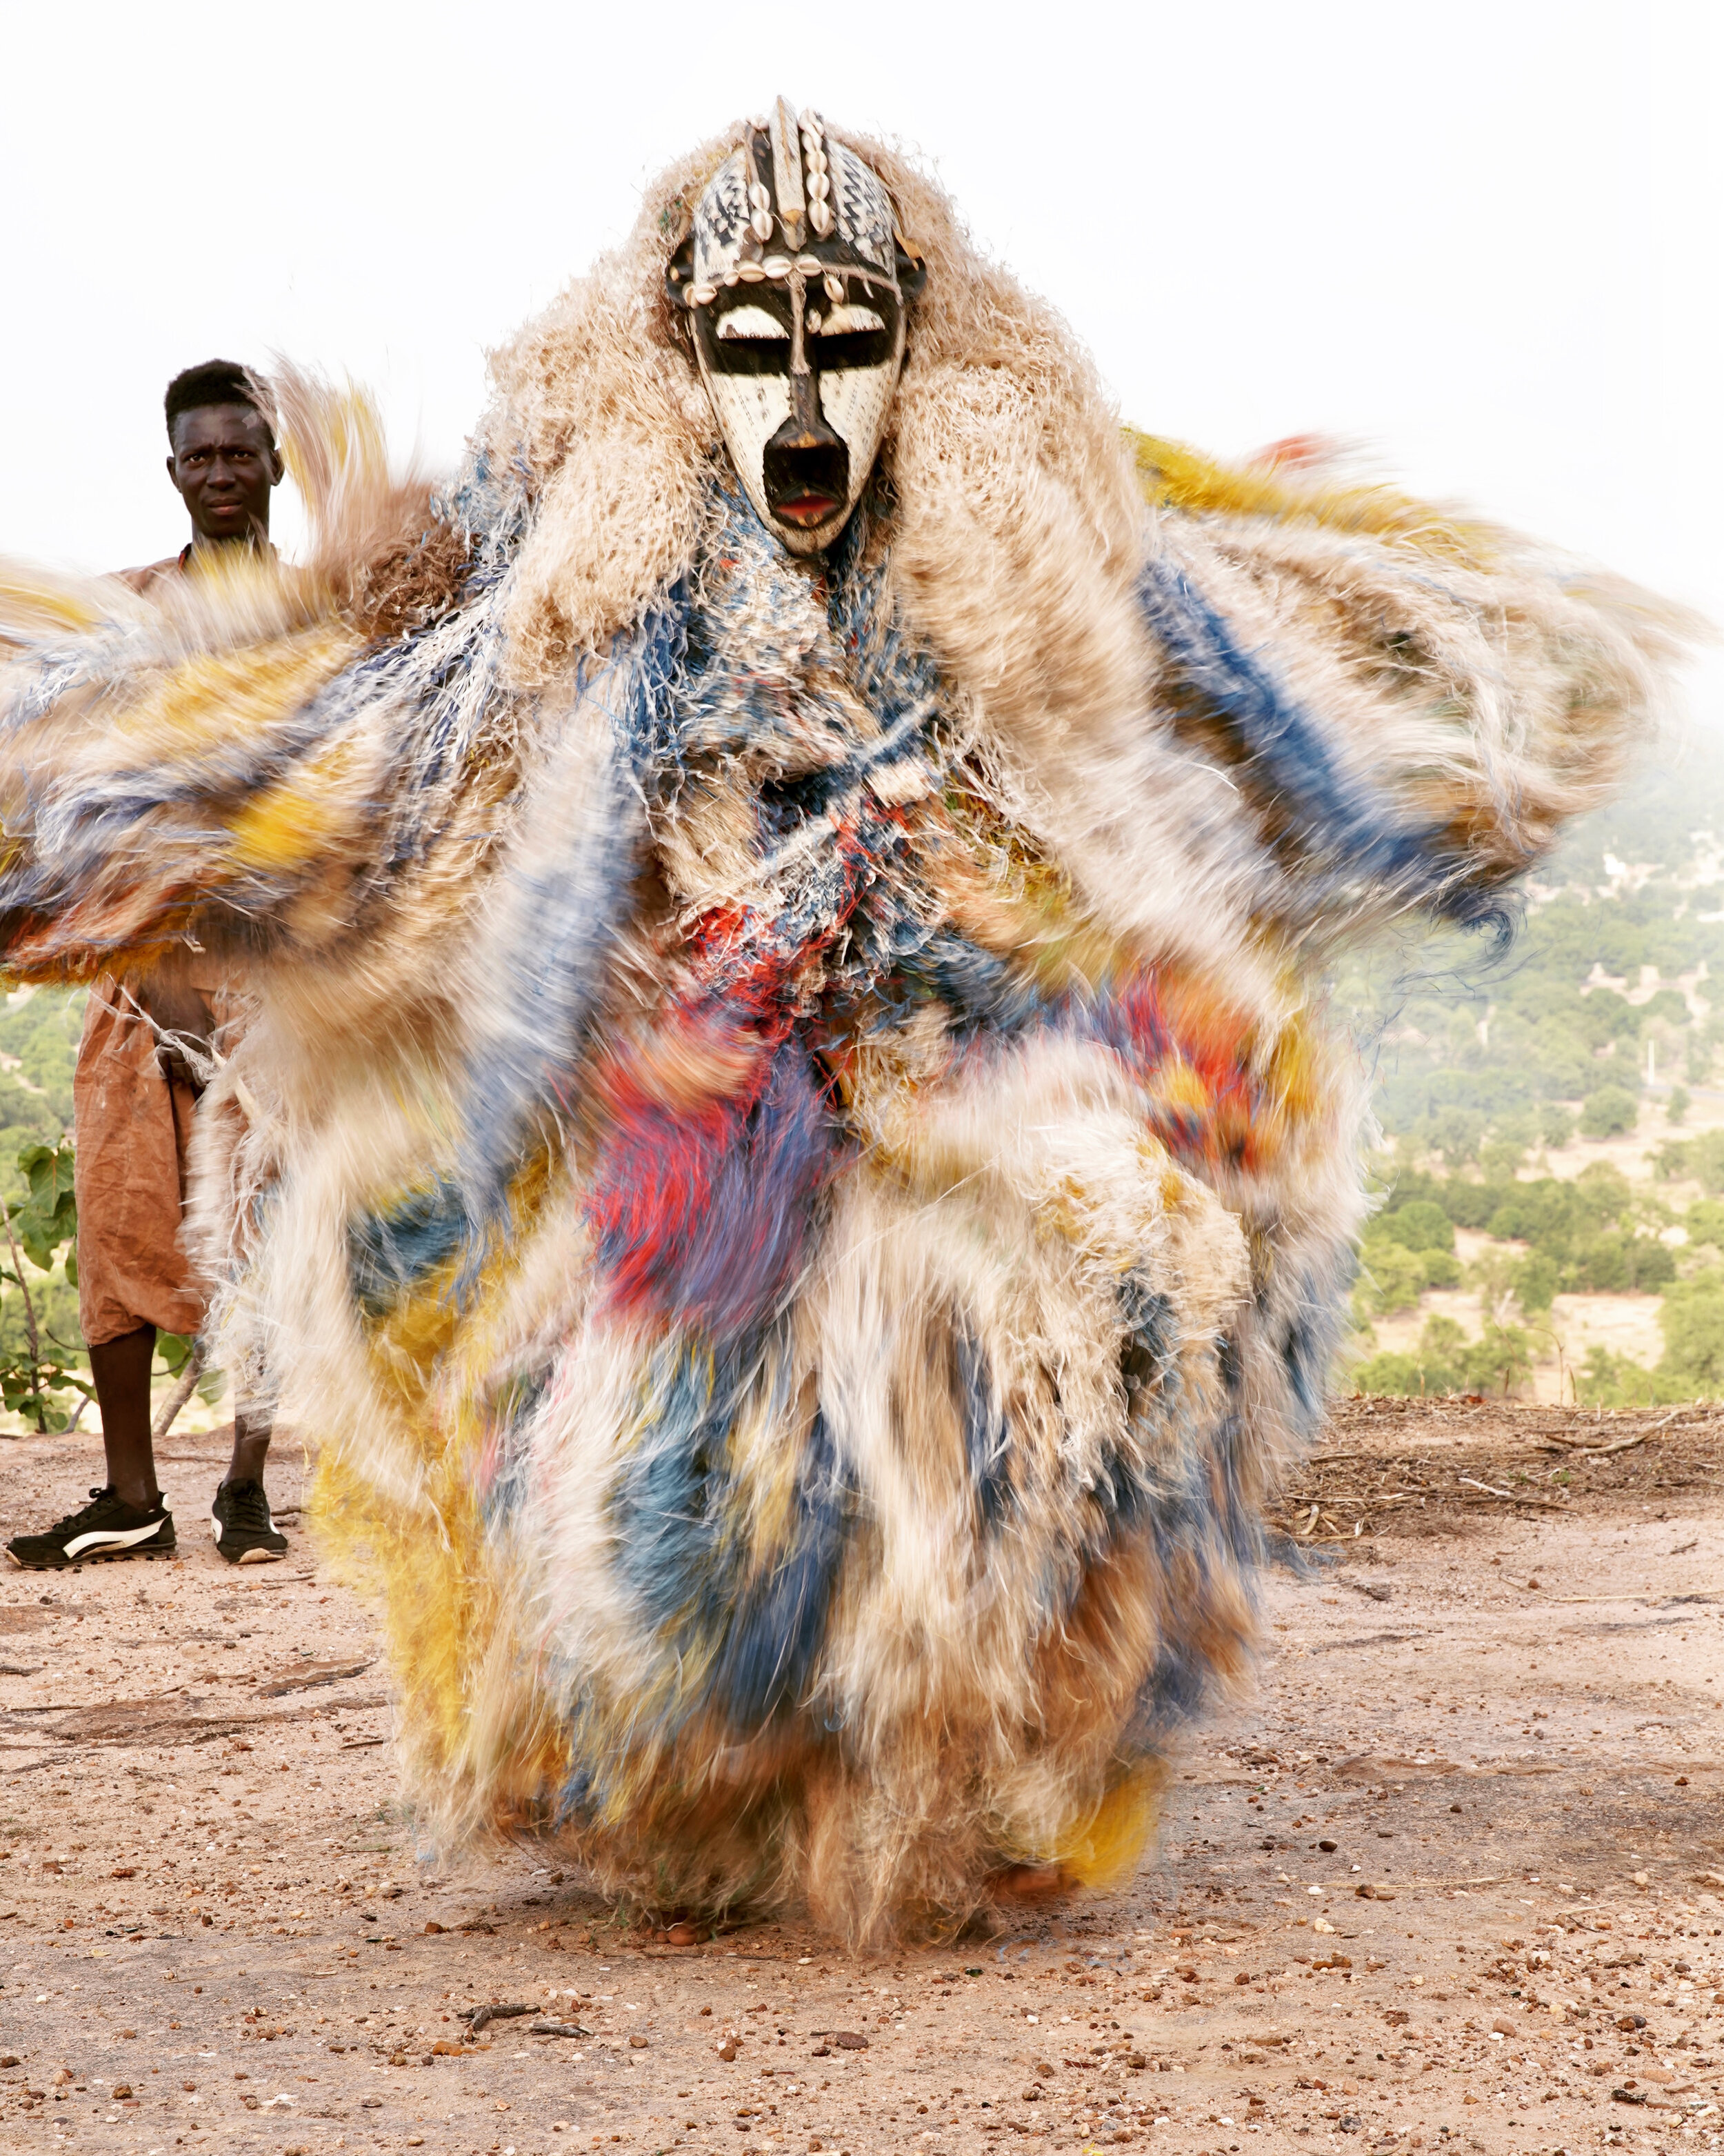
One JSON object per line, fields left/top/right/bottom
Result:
{"left": 1540, "top": 1408, "right": 1683, "bottom": 1455}
{"left": 1456, "top": 1475, "right": 1570, "bottom": 1510}
{"left": 151, "top": 1347, "right": 206, "bottom": 1444}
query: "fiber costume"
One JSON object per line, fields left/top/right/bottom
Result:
{"left": 0, "top": 108, "right": 1681, "bottom": 1936}
{"left": 73, "top": 558, "right": 235, "bottom": 1350}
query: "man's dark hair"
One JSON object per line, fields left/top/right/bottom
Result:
{"left": 163, "top": 360, "right": 277, "bottom": 447}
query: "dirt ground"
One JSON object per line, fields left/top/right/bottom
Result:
{"left": 0, "top": 1402, "right": 1718, "bottom": 2156}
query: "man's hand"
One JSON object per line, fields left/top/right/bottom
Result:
{"left": 134, "top": 970, "right": 217, "bottom": 1094}
{"left": 154, "top": 1029, "right": 214, "bottom": 1092}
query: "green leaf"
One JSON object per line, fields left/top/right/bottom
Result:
{"left": 18, "top": 1142, "right": 74, "bottom": 1210}
{"left": 154, "top": 1331, "right": 195, "bottom": 1379}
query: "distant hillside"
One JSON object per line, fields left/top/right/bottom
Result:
{"left": 1338, "top": 737, "right": 1724, "bottom": 1163}
{"left": 1340, "top": 734, "right": 1724, "bottom": 1404}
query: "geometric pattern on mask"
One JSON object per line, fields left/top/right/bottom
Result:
{"left": 827, "top": 138, "right": 894, "bottom": 278}
{"left": 690, "top": 150, "right": 756, "bottom": 292}
{"left": 687, "top": 107, "right": 899, "bottom": 299}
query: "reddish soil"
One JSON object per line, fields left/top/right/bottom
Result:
{"left": 0, "top": 1401, "right": 1718, "bottom": 2156}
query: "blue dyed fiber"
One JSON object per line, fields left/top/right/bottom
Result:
{"left": 954, "top": 1328, "right": 1011, "bottom": 1529}
{"left": 1139, "top": 557, "right": 1504, "bottom": 930}
{"left": 347, "top": 1177, "right": 472, "bottom": 1319}
{"left": 609, "top": 1332, "right": 852, "bottom": 1734}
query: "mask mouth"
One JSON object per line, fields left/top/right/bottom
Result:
{"left": 763, "top": 425, "right": 850, "bottom": 531}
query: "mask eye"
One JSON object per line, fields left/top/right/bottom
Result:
{"left": 816, "top": 305, "right": 885, "bottom": 336}
{"left": 706, "top": 302, "right": 790, "bottom": 375}
{"left": 716, "top": 304, "right": 786, "bottom": 342}
{"left": 810, "top": 299, "right": 895, "bottom": 372}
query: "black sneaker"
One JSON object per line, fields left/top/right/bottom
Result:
{"left": 210, "top": 1480, "right": 287, "bottom": 1565}
{"left": 5, "top": 1487, "right": 177, "bottom": 1570}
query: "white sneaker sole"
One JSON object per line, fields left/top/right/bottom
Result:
{"left": 63, "top": 1520, "right": 171, "bottom": 1559}
{"left": 5, "top": 1525, "right": 174, "bottom": 1567}
{"left": 210, "top": 1508, "right": 286, "bottom": 1564}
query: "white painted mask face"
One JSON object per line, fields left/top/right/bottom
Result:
{"left": 668, "top": 100, "right": 923, "bottom": 558}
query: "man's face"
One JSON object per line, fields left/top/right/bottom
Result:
{"left": 166, "top": 403, "right": 283, "bottom": 546}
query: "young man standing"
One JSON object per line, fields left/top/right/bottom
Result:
{"left": 6, "top": 362, "right": 290, "bottom": 1571}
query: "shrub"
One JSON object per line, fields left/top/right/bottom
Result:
{"left": 1665, "top": 1084, "right": 1691, "bottom": 1125}
{"left": 1653, "top": 1128, "right": 1724, "bottom": 1193}
{"left": 1354, "top": 1240, "right": 1427, "bottom": 1317}
{"left": 1658, "top": 1272, "right": 1724, "bottom": 1393}
{"left": 1465, "top": 1321, "right": 1536, "bottom": 1397}
{"left": 1637, "top": 988, "right": 1690, "bottom": 1029}
{"left": 1352, "top": 1315, "right": 1470, "bottom": 1398}
{"left": 1511, "top": 1252, "right": 1561, "bottom": 1313}
{"left": 0, "top": 1141, "right": 92, "bottom": 1431}
{"left": 1350, "top": 1315, "right": 1534, "bottom": 1399}
{"left": 1538, "top": 1104, "right": 1576, "bottom": 1149}
{"left": 1374, "top": 1199, "right": 1455, "bottom": 1254}
{"left": 1440, "top": 1179, "right": 1515, "bottom": 1232}
{"left": 1579, "top": 1086, "right": 1639, "bottom": 1139}
{"left": 1427, "top": 1108, "right": 1486, "bottom": 1166}
{"left": 1576, "top": 1345, "right": 1685, "bottom": 1408}
{"left": 1685, "top": 1198, "right": 1724, "bottom": 1250}
{"left": 1575, "top": 986, "right": 1638, "bottom": 1045}
{"left": 1479, "top": 1136, "right": 1527, "bottom": 1179}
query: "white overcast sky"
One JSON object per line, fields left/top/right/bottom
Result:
{"left": 6, "top": 0, "right": 1721, "bottom": 710}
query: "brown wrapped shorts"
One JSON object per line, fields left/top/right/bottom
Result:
{"left": 72, "top": 971, "right": 234, "bottom": 1348}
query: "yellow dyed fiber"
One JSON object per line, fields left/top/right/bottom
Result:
{"left": 934, "top": 795, "right": 1132, "bottom": 999}
{"left": 229, "top": 735, "right": 361, "bottom": 871}
{"left": 309, "top": 1410, "right": 570, "bottom": 1824}
{"left": 0, "top": 566, "right": 113, "bottom": 641}
{"left": 359, "top": 1149, "right": 557, "bottom": 1421}
{"left": 1130, "top": 428, "right": 1494, "bottom": 568}
{"left": 1053, "top": 1766, "right": 1165, "bottom": 1890}
{"left": 122, "top": 624, "right": 361, "bottom": 762}
{"left": 279, "top": 380, "right": 390, "bottom": 512}
{"left": 309, "top": 1441, "right": 484, "bottom": 1767}
{"left": 364, "top": 1261, "right": 465, "bottom": 1413}
{"left": 310, "top": 1148, "right": 578, "bottom": 1820}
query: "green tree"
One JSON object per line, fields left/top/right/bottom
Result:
{"left": 1654, "top": 1129, "right": 1724, "bottom": 1193}
{"left": 1510, "top": 1252, "right": 1561, "bottom": 1314}
{"left": 1658, "top": 1273, "right": 1724, "bottom": 1393}
{"left": 1579, "top": 1086, "right": 1639, "bottom": 1139}
{"left": 1637, "top": 988, "right": 1690, "bottom": 1030}
{"left": 1685, "top": 1198, "right": 1724, "bottom": 1251}
{"left": 1354, "top": 1240, "right": 1427, "bottom": 1317}
{"left": 1538, "top": 1103, "right": 1575, "bottom": 1149}
{"left": 1576, "top": 1344, "right": 1683, "bottom": 1407}
{"left": 1461, "top": 1321, "right": 1535, "bottom": 1397}
{"left": 1373, "top": 1199, "right": 1455, "bottom": 1253}
{"left": 0, "top": 1142, "right": 92, "bottom": 1432}
{"left": 1427, "top": 1108, "right": 1486, "bottom": 1167}
{"left": 1352, "top": 1315, "right": 1471, "bottom": 1397}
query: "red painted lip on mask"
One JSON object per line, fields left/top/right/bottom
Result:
{"left": 774, "top": 492, "right": 841, "bottom": 526}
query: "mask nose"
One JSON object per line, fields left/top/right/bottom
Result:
{"left": 762, "top": 370, "right": 850, "bottom": 532}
